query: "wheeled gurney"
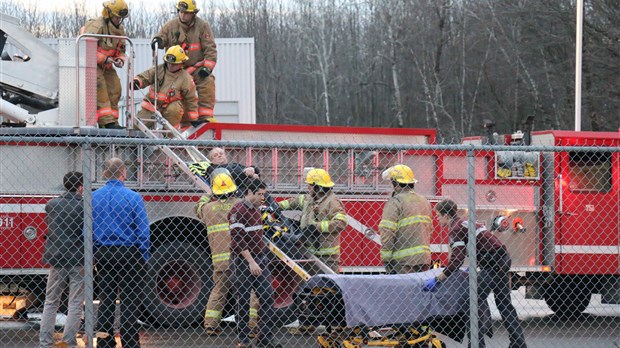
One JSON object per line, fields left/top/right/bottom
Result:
{"left": 295, "top": 270, "right": 492, "bottom": 347}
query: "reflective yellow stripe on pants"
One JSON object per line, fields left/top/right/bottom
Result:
{"left": 207, "top": 223, "right": 229, "bottom": 235}
{"left": 206, "top": 309, "right": 221, "bottom": 320}
{"left": 382, "top": 245, "right": 431, "bottom": 260}
{"left": 211, "top": 252, "right": 230, "bottom": 263}
{"left": 308, "top": 245, "right": 340, "bottom": 256}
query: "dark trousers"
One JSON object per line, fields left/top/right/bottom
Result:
{"left": 95, "top": 246, "right": 144, "bottom": 348}
{"left": 233, "top": 257, "right": 275, "bottom": 345}
{"left": 471, "top": 251, "right": 527, "bottom": 348}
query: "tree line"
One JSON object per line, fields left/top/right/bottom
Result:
{"left": 2, "top": 0, "right": 618, "bottom": 141}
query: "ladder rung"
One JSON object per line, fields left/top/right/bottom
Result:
{"left": 133, "top": 116, "right": 330, "bottom": 282}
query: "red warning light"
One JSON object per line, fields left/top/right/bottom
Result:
{"left": 512, "top": 217, "right": 526, "bottom": 233}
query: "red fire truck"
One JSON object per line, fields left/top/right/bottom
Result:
{"left": 0, "top": 13, "right": 617, "bottom": 327}
{"left": 191, "top": 123, "right": 620, "bottom": 319}
{"left": 2, "top": 122, "right": 618, "bottom": 326}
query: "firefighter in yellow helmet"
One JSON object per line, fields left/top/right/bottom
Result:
{"left": 196, "top": 169, "right": 259, "bottom": 335}
{"left": 379, "top": 164, "right": 433, "bottom": 274}
{"left": 278, "top": 168, "right": 347, "bottom": 273}
{"left": 150, "top": 0, "right": 218, "bottom": 127}
{"left": 79, "top": 0, "right": 129, "bottom": 129}
{"left": 131, "top": 45, "right": 198, "bottom": 131}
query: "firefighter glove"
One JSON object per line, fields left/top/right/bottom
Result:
{"left": 188, "top": 161, "right": 211, "bottom": 177}
{"left": 131, "top": 79, "right": 141, "bottom": 90}
{"left": 422, "top": 277, "right": 439, "bottom": 292}
{"left": 197, "top": 67, "right": 212, "bottom": 78}
{"left": 151, "top": 37, "right": 163, "bottom": 51}
{"left": 195, "top": 195, "right": 211, "bottom": 218}
{"left": 271, "top": 226, "right": 285, "bottom": 241}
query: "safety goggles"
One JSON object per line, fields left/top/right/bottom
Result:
{"left": 164, "top": 54, "right": 179, "bottom": 63}
{"left": 117, "top": 9, "right": 129, "bottom": 18}
{"left": 177, "top": 2, "right": 189, "bottom": 11}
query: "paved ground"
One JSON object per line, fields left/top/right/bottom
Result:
{"left": 2, "top": 290, "right": 619, "bottom": 347}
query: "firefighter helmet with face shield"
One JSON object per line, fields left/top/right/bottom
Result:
{"left": 102, "top": 0, "right": 129, "bottom": 19}
{"left": 164, "top": 45, "right": 189, "bottom": 64}
{"left": 382, "top": 164, "right": 417, "bottom": 184}
{"left": 176, "top": 0, "right": 199, "bottom": 13}
{"left": 211, "top": 168, "right": 237, "bottom": 195}
{"left": 305, "top": 168, "right": 335, "bottom": 188}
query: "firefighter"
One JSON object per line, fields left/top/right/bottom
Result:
{"left": 379, "top": 164, "right": 432, "bottom": 274}
{"left": 80, "top": 0, "right": 129, "bottom": 129}
{"left": 278, "top": 168, "right": 347, "bottom": 273}
{"left": 424, "top": 199, "right": 527, "bottom": 348}
{"left": 150, "top": 0, "right": 217, "bottom": 126}
{"left": 197, "top": 169, "right": 258, "bottom": 335}
{"left": 132, "top": 45, "right": 198, "bottom": 131}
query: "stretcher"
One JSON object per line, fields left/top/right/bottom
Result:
{"left": 295, "top": 270, "right": 492, "bottom": 347}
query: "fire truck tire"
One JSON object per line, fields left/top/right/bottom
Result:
{"left": 144, "top": 242, "right": 213, "bottom": 328}
{"left": 544, "top": 277, "right": 592, "bottom": 317}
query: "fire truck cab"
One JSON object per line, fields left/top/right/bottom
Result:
{"left": 462, "top": 129, "right": 620, "bottom": 315}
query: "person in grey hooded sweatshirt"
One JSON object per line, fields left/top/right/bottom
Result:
{"left": 39, "top": 171, "right": 85, "bottom": 348}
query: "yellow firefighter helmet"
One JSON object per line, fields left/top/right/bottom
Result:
{"left": 102, "top": 0, "right": 129, "bottom": 18}
{"left": 211, "top": 171, "right": 237, "bottom": 195}
{"left": 382, "top": 164, "right": 417, "bottom": 184}
{"left": 305, "top": 168, "right": 335, "bottom": 188}
{"left": 164, "top": 45, "right": 189, "bottom": 64}
{"left": 176, "top": 0, "right": 199, "bottom": 13}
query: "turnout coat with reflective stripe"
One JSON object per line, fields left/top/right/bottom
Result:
{"left": 81, "top": 17, "right": 126, "bottom": 67}
{"left": 200, "top": 196, "right": 240, "bottom": 271}
{"left": 135, "top": 64, "right": 199, "bottom": 120}
{"left": 379, "top": 189, "right": 432, "bottom": 269}
{"left": 279, "top": 191, "right": 347, "bottom": 257}
{"left": 156, "top": 17, "right": 217, "bottom": 74}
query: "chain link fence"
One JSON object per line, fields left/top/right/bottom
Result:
{"left": 0, "top": 132, "right": 618, "bottom": 348}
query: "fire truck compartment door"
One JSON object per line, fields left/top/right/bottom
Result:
{"left": 0, "top": 202, "right": 47, "bottom": 270}
{"left": 441, "top": 184, "right": 538, "bottom": 268}
{"left": 557, "top": 151, "right": 619, "bottom": 275}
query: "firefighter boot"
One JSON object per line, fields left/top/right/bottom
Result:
{"left": 103, "top": 122, "right": 124, "bottom": 129}
{"left": 191, "top": 116, "right": 217, "bottom": 127}
{"left": 204, "top": 326, "right": 223, "bottom": 336}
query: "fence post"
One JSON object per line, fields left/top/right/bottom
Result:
{"left": 467, "top": 146, "right": 479, "bottom": 348}
{"left": 82, "top": 143, "right": 95, "bottom": 348}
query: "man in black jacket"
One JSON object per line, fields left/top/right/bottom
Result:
{"left": 39, "top": 172, "right": 85, "bottom": 348}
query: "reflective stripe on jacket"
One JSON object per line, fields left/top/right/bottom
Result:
{"left": 81, "top": 17, "right": 126, "bottom": 68}
{"left": 135, "top": 64, "right": 199, "bottom": 120}
{"left": 156, "top": 17, "right": 217, "bottom": 74}
{"left": 279, "top": 191, "right": 347, "bottom": 257}
{"left": 379, "top": 189, "right": 432, "bottom": 269}
{"left": 200, "top": 196, "right": 240, "bottom": 271}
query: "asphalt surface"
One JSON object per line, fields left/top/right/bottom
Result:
{"left": 1, "top": 291, "right": 619, "bottom": 347}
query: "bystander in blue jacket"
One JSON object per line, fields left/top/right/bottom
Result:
{"left": 93, "top": 157, "right": 150, "bottom": 348}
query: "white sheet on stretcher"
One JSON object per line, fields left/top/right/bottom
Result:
{"left": 312, "top": 269, "right": 491, "bottom": 330}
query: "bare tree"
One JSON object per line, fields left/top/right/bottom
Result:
{"left": 3, "top": 0, "right": 619, "bottom": 136}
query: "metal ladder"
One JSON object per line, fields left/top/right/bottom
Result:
{"left": 133, "top": 113, "right": 213, "bottom": 195}
{"left": 134, "top": 112, "right": 334, "bottom": 281}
